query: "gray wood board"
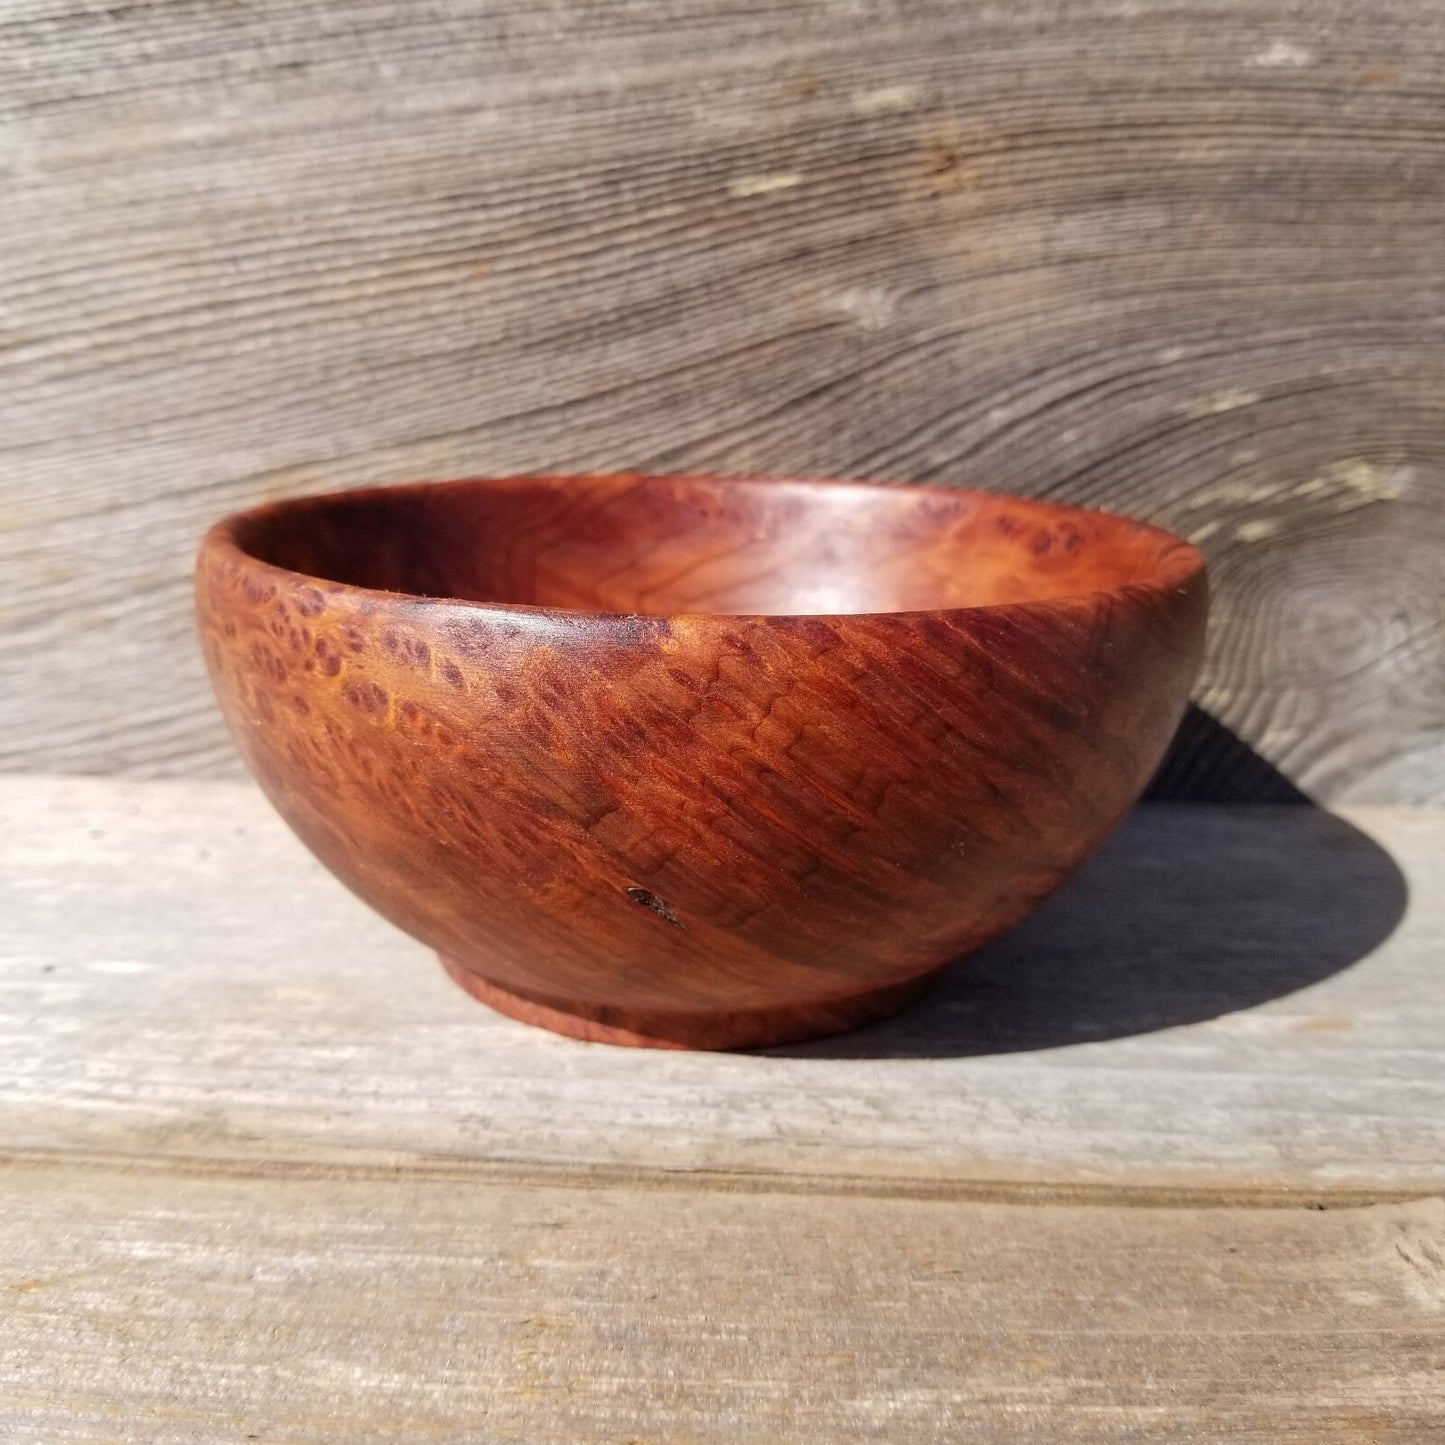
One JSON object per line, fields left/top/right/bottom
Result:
{"left": 1, "top": 1, "right": 1442, "bottom": 797}
{"left": 2, "top": 1156, "right": 1442, "bottom": 1443}
{"left": 1, "top": 775, "right": 1441, "bottom": 1197}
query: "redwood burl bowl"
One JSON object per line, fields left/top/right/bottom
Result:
{"left": 196, "top": 474, "right": 1207, "bottom": 1050}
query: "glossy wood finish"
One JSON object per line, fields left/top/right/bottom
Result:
{"left": 195, "top": 474, "right": 1206, "bottom": 1048}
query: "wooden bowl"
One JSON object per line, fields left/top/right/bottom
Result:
{"left": 196, "top": 474, "right": 1207, "bottom": 1050}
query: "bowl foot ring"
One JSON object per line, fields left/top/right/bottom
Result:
{"left": 437, "top": 955, "right": 941, "bottom": 1051}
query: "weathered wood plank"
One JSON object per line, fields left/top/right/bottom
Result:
{"left": 0, "top": 1, "right": 1442, "bottom": 796}
{"left": 1, "top": 1156, "right": 1441, "bottom": 1442}
{"left": 2, "top": 775, "right": 1441, "bottom": 1196}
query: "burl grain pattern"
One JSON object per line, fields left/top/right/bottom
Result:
{"left": 195, "top": 474, "right": 1206, "bottom": 1049}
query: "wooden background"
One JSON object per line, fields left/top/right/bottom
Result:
{"left": 1, "top": 0, "right": 1441, "bottom": 800}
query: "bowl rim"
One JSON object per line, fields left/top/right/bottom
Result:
{"left": 199, "top": 471, "right": 1207, "bottom": 623}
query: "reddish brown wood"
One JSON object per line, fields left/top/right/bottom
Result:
{"left": 195, "top": 474, "right": 1207, "bottom": 1050}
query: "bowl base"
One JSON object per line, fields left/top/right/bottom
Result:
{"left": 437, "top": 954, "right": 940, "bottom": 1051}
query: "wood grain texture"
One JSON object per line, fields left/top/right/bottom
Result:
{"left": 196, "top": 474, "right": 1204, "bottom": 1048}
{"left": 2, "top": 1157, "right": 1443, "bottom": 1443}
{"left": 1, "top": 0, "right": 1442, "bottom": 797}
{"left": 2, "top": 775, "right": 1440, "bottom": 1195}
{"left": 4, "top": 774, "right": 1442, "bottom": 1437}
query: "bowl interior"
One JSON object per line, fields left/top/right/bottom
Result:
{"left": 229, "top": 474, "right": 1193, "bottom": 617}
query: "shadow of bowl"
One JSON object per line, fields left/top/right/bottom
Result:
{"left": 769, "top": 715, "right": 1407, "bottom": 1060}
